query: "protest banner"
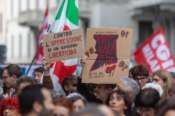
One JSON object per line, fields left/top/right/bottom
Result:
{"left": 43, "top": 29, "right": 84, "bottom": 63}
{"left": 134, "top": 27, "right": 175, "bottom": 73}
{"left": 82, "top": 28, "right": 133, "bottom": 84}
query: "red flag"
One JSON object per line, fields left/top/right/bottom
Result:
{"left": 134, "top": 27, "right": 175, "bottom": 73}
{"left": 53, "top": 61, "right": 76, "bottom": 84}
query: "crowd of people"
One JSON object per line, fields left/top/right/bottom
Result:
{"left": 0, "top": 63, "right": 175, "bottom": 116}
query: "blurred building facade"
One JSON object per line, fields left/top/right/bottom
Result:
{"left": 0, "top": 0, "right": 175, "bottom": 64}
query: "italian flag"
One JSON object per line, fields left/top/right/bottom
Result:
{"left": 50, "top": 0, "right": 79, "bottom": 32}
{"left": 49, "top": 0, "right": 79, "bottom": 96}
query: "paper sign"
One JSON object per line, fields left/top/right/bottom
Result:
{"left": 82, "top": 28, "right": 133, "bottom": 84}
{"left": 43, "top": 29, "right": 84, "bottom": 63}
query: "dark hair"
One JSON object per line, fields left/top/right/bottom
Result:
{"left": 34, "top": 67, "right": 44, "bottom": 73}
{"left": 106, "top": 89, "right": 131, "bottom": 109}
{"left": 18, "top": 84, "right": 45, "bottom": 114}
{"left": 17, "top": 76, "right": 36, "bottom": 86}
{"left": 6, "top": 64, "right": 21, "bottom": 78}
{"left": 135, "top": 88, "right": 160, "bottom": 108}
{"left": 157, "top": 97, "right": 175, "bottom": 116}
{"left": 63, "top": 76, "right": 78, "bottom": 86}
{"left": 16, "top": 76, "right": 36, "bottom": 91}
{"left": 129, "top": 64, "right": 149, "bottom": 79}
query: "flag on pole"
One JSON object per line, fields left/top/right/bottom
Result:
{"left": 134, "top": 26, "right": 175, "bottom": 73}
{"left": 50, "top": 0, "right": 79, "bottom": 32}
{"left": 35, "top": 6, "right": 50, "bottom": 64}
{"left": 48, "top": 0, "right": 79, "bottom": 96}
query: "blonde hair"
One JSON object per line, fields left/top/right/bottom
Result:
{"left": 153, "top": 70, "right": 173, "bottom": 97}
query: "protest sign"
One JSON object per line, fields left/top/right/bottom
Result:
{"left": 134, "top": 27, "right": 175, "bottom": 73}
{"left": 82, "top": 28, "right": 133, "bottom": 84}
{"left": 43, "top": 29, "right": 84, "bottom": 63}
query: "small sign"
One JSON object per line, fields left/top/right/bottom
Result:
{"left": 43, "top": 29, "right": 84, "bottom": 63}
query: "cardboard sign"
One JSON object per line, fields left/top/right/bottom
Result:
{"left": 43, "top": 29, "right": 84, "bottom": 63}
{"left": 82, "top": 28, "right": 133, "bottom": 84}
{"left": 134, "top": 27, "right": 175, "bottom": 73}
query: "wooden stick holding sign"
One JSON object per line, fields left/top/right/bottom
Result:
{"left": 82, "top": 28, "right": 133, "bottom": 84}
{"left": 43, "top": 29, "right": 84, "bottom": 63}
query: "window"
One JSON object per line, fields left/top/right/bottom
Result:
{"left": 11, "top": 35, "right": 15, "bottom": 58}
{"left": 19, "top": 34, "right": 22, "bottom": 57}
{"left": 27, "top": 32, "right": 31, "bottom": 57}
{"left": 138, "top": 21, "right": 153, "bottom": 46}
{"left": 10, "top": 0, "right": 14, "bottom": 18}
{"left": 0, "top": 14, "right": 2, "bottom": 32}
{"left": 0, "top": 45, "right": 7, "bottom": 63}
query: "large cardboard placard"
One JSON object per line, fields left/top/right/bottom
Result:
{"left": 43, "top": 29, "right": 84, "bottom": 63}
{"left": 82, "top": 28, "right": 133, "bottom": 84}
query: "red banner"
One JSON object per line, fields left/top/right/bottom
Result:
{"left": 134, "top": 27, "right": 175, "bottom": 73}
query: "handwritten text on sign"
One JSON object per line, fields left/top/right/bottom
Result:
{"left": 43, "top": 29, "right": 84, "bottom": 63}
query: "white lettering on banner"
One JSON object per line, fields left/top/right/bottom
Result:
{"left": 142, "top": 33, "right": 175, "bottom": 72}
{"left": 162, "top": 59, "right": 174, "bottom": 69}
{"left": 167, "top": 67, "right": 175, "bottom": 72}
{"left": 156, "top": 45, "right": 170, "bottom": 61}
{"left": 151, "top": 34, "right": 165, "bottom": 49}
{"left": 142, "top": 44, "right": 160, "bottom": 72}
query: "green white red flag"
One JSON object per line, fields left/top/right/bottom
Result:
{"left": 50, "top": 0, "right": 79, "bottom": 32}
{"left": 49, "top": 0, "right": 79, "bottom": 95}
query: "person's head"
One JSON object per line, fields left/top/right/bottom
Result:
{"left": 2, "top": 64, "right": 21, "bottom": 89}
{"left": 116, "top": 77, "right": 140, "bottom": 102}
{"left": 93, "top": 84, "right": 115, "bottom": 103}
{"left": 152, "top": 70, "right": 173, "bottom": 97}
{"left": 0, "top": 97, "right": 19, "bottom": 116}
{"left": 168, "top": 84, "right": 175, "bottom": 97}
{"left": 34, "top": 67, "right": 44, "bottom": 83}
{"left": 72, "top": 104, "right": 111, "bottom": 116}
{"left": 63, "top": 76, "right": 78, "bottom": 95}
{"left": 18, "top": 84, "right": 54, "bottom": 115}
{"left": 53, "top": 96, "right": 73, "bottom": 116}
{"left": 157, "top": 97, "right": 175, "bottom": 116}
{"left": 129, "top": 64, "right": 149, "bottom": 88}
{"left": 67, "top": 92, "right": 87, "bottom": 112}
{"left": 98, "top": 105, "right": 115, "bottom": 116}
{"left": 106, "top": 89, "right": 131, "bottom": 115}
{"left": 135, "top": 86, "right": 161, "bottom": 116}
{"left": 16, "top": 76, "right": 36, "bottom": 94}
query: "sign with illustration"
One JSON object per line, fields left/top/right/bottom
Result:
{"left": 82, "top": 28, "right": 133, "bottom": 84}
